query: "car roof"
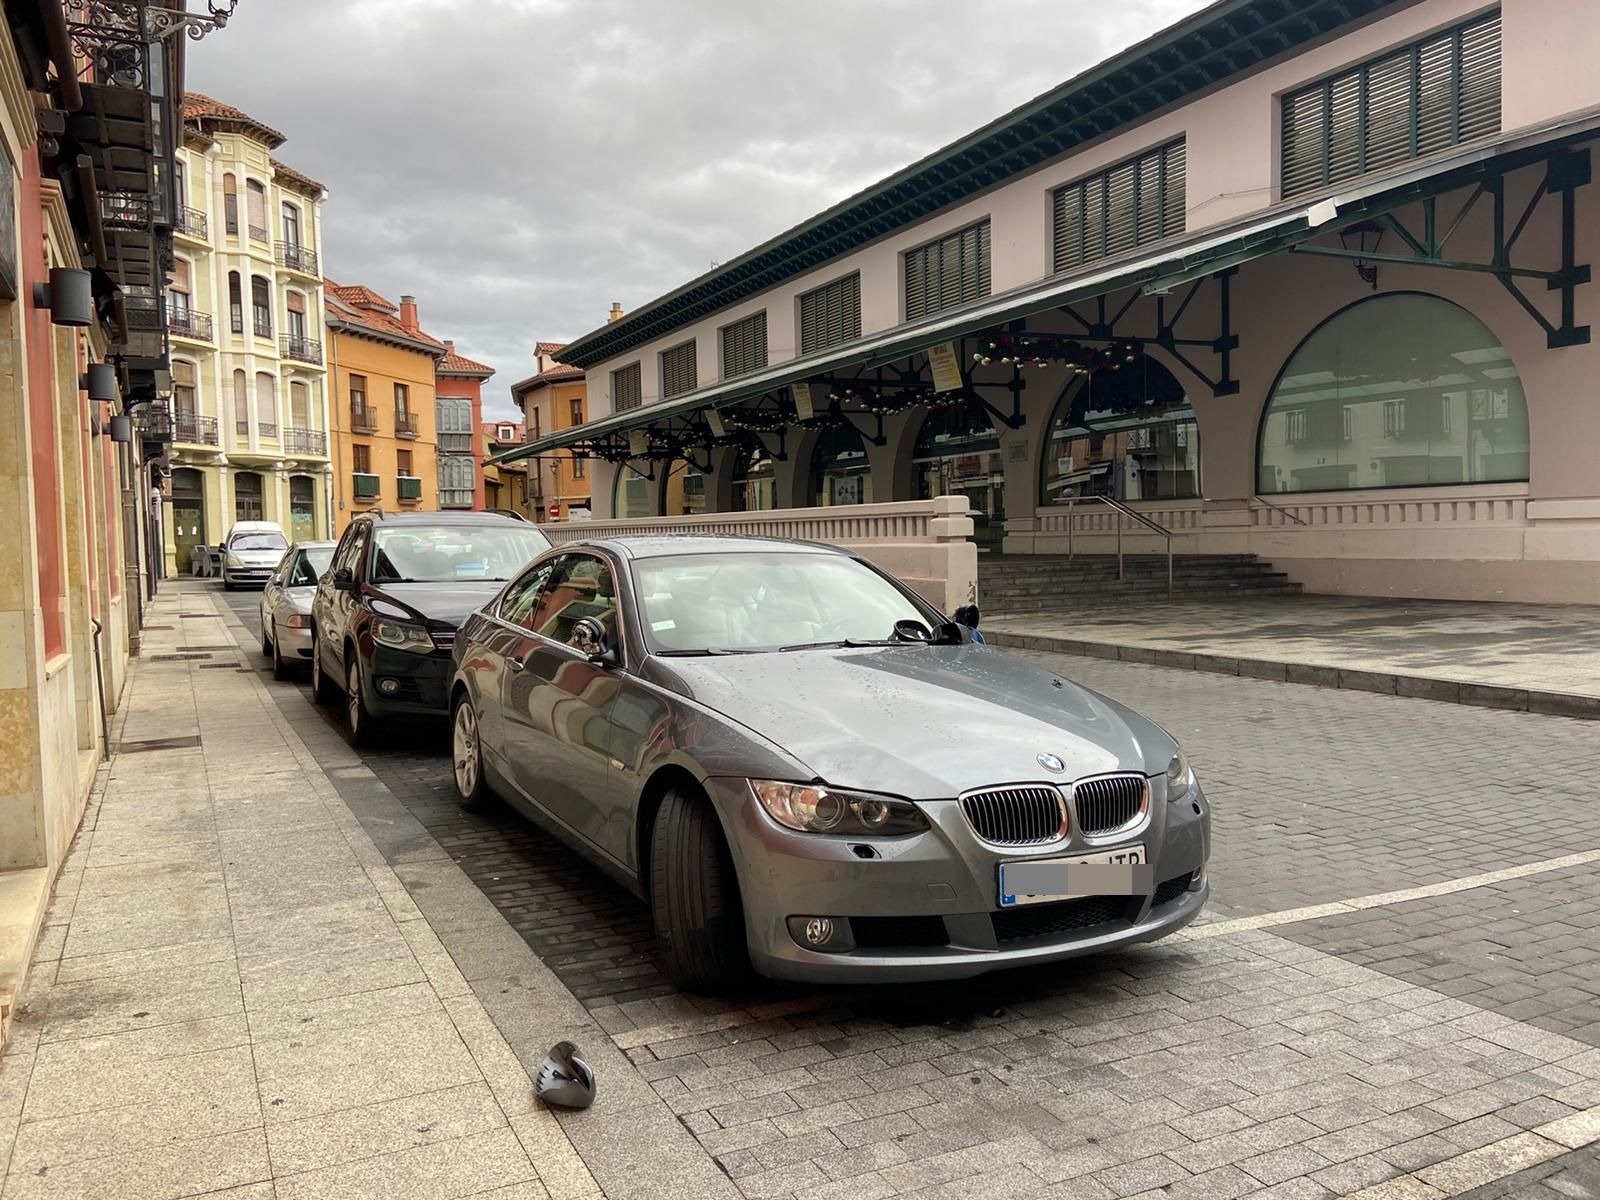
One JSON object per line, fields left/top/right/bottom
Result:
{"left": 289, "top": 540, "right": 336, "bottom": 549}
{"left": 350, "top": 510, "right": 532, "bottom": 527}
{"left": 573, "top": 534, "right": 855, "bottom": 560}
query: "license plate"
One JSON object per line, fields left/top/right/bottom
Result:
{"left": 998, "top": 845, "right": 1149, "bottom": 907}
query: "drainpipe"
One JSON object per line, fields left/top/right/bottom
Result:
{"left": 329, "top": 326, "right": 345, "bottom": 524}
{"left": 90, "top": 616, "right": 110, "bottom": 758}
{"left": 119, "top": 441, "right": 143, "bottom": 652}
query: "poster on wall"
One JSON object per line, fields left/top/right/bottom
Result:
{"left": 792, "top": 382, "right": 815, "bottom": 421}
{"left": 928, "top": 342, "right": 964, "bottom": 394}
{"left": 0, "top": 138, "right": 15, "bottom": 301}
{"left": 832, "top": 476, "right": 861, "bottom": 506}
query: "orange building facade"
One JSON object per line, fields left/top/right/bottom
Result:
{"left": 436, "top": 341, "right": 494, "bottom": 511}
{"left": 510, "top": 342, "right": 592, "bottom": 522}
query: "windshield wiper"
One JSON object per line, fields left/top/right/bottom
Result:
{"left": 778, "top": 638, "right": 903, "bottom": 652}
{"left": 653, "top": 647, "right": 758, "bottom": 657}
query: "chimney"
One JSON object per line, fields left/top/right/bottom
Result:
{"left": 607, "top": 301, "right": 624, "bottom": 323}
{"left": 444, "top": 340, "right": 455, "bottom": 351}
{"left": 399, "top": 294, "right": 419, "bottom": 333}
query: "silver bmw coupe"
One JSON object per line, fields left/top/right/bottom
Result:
{"left": 448, "top": 535, "right": 1210, "bottom": 989}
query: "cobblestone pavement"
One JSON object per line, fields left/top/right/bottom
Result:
{"left": 217, "top": 588, "right": 1600, "bottom": 1200}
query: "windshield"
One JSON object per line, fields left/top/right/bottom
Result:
{"left": 288, "top": 547, "right": 333, "bottom": 587}
{"left": 370, "top": 524, "right": 551, "bottom": 584}
{"left": 633, "top": 552, "right": 932, "bottom": 653}
{"left": 230, "top": 532, "right": 288, "bottom": 552}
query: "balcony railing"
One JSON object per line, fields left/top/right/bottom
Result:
{"left": 258, "top": 422, "right": 278, "bottom": 439}
{"left": 281, "top": 335, "right": 323, "bottom": 365}
{"left": 352, "top": 472, "right": 381, "bottom": 500}
{"left": 394, "top": 412, "right": 419, "bottom": 439}
{"left": 235, "top": 419, "right": 250, "bottom": 437}
{"left": 350, "top": 404, "right": 378, "bottom": 433}
{"left": 174, "top": 413, "right": 218, "bottom": 446}
{"left": 175, "top": 206, "right": 208, "bottom": 240}
{"left": 100, "top": 191, "right": 152, "bottom": 231}
{"left": 284, "top": 427, "right": 328, "bottom": 456}
{"left": 276, "top": 242, "right": 319, "bottom": 275}
{"left": 132, "top": 403, "right": 173, "bottom": 444}
{"left": 397, "top": 475, "right": 423, "bottom": 503}
{"left": 248, "top": 223, "right": 270, "bottom": 244}
{"left": 168, "top": 307, "right": 213, "bottom": 342}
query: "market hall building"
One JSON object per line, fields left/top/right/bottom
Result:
{"left": 503, "top": 0, "right": 1599, "bottom": 604}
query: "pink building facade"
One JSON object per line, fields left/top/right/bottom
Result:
{"left": 511, "top": 0, "right": 1600, "bottom": 603}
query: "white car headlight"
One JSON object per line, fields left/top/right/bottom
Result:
{"left": 750, "top": 780, "right": 927, "bottom": 836}
{"left": 370, "top": 617, "right": 433, "bottom": 654}
{"left": 1165, "top": 750, "right": 1194, "bottom": 800}
{"left": 225, "top": 552, "right": 244, "bottom": 568}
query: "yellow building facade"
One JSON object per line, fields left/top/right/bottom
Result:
{"left": 325, "top": 287, "right": 443, "bottom": 532}
{"left": 163, "top": 94, "right": 331, "bottom": 572}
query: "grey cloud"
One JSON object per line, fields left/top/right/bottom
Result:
{"left": 191, "top": 0, "right": 1209, "bottom": 416}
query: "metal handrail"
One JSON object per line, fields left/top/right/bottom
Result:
{"left": 1249, "top": 494, "right": 1308, "bottom": 525}
{"left": 1065, "top": 494, "right": 1175, "bottom": 598}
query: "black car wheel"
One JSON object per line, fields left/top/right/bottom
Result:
{"left": 261, "top": 622, "right": 272, "bottom": 657}
{"left": 649, "top": 787, "right": 747, "bottom": 991}
{"left": 345, "top": 654, "right": 375, "bottom": 748}
{"left": 310, "top": 633, "right": 341, "bottom": 705}
{"left": 451, "top": 694, "right": 491, "bottom": 811}
{"left": 270, "top": 627, "right": 291, "bottom": 682}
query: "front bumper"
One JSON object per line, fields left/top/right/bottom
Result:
{"left": 223, "top": 566, "right": 274, "bottom": 586}
{"left": 707, "top": 776, "right": 1211, "bottom": 983}
{"left": 276, "top": 622, "right": 314, "bottom": 658}
{"left": 360, "top": 644, "right": 454, "bottom": 718}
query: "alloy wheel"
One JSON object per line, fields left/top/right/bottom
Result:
{"left": 453, "top": 702, "right": 478, "bottom": 798}
{"left": 346, "top": 658, "right": 362, "bottom": 736}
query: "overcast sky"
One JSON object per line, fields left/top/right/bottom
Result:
{"left": 190, "top": 0, "right": 1210, "bottom": 418}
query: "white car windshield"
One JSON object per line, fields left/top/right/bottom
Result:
{"left": 370, "top": 525, "right": 551, "bottom": 584}
{"left": 633, "top": 552, "right": 933, "bottom": 653}
{"left": 231, "top": 532, "right": 287, "bottom": 552}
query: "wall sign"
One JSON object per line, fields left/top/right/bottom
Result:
{"left": 928, "top": 342, "right": 964, "bottom": 394}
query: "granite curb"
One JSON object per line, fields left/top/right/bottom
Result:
{"left": 984, "top": 630, "right": 1600, "bottom": 720}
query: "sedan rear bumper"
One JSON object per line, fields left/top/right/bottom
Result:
{"left": 706, "top": 776, "right": 1211, "bottom": 983}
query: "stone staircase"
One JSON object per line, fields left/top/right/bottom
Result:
{"left": 980, "top": 553, "right": 1301, "bottom": 614}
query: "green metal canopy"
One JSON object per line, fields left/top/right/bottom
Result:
{"left": 494, "top": 109, "right": 1600, "bottom": 467}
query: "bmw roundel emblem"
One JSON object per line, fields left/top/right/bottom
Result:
{"left": 1037, "top": 753, "right": 1065, "bottom": 773}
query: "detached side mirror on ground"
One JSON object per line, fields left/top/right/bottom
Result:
{"left": 571, "top": 616, "right": 616, "bottom": 665}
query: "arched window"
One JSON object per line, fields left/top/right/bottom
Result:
{"left": 1040, "top": 355, "right": 1198, "bottom": 504}
{"left": 223, "top": 173, "right": 238, "bottom": 235}
{"left": 731, "top": 438, "right": 775, "bottom": 512}
{"left": 289, "top": 475, "right": 316, "bottom": 542}
{"left": 232, "top": 369, "right": 249, "bottom": 437}
{"left": 251, "top": 276, "right": 272, "bottom": 337}
{"left": 256, "top": 373, "right": 277, "bottom": 435}
{"left": 613, "top": 464, "right": 653, "bottom": 518}
{"left": 245, "top": 179, "right": 267, "bottom": 240}
{"left": 1258, "top": 293, "right": 1529, "bottom": 493}
{"left": 663, "top": 459, "right": 706, "bottom": 516}
{"left": 809, "top": 422, "right": 872, "bottom": 506}
{"left": 234, "top": 471, "right": 263, "bottom": 521}
{"left": 228, "top": 271, "right": 243, "bottom": 333}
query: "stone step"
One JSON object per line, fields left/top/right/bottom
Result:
{"left": 988, "top": 583, "right": 1304, "bottom": 610}
{"left": 984, "top": 566, "right": 1290, "bottom": 590}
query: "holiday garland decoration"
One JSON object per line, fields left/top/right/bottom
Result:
{"left": 972, "top": 332, "right": 1142, "bottom": 375}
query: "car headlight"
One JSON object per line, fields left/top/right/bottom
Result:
{"left": 370, "top": 617, "right": 433, "bottom": 654}
{"left": 284, "top": 613, "right": 309, "bottom": 629}
{"left": 1165, "top": 750, "right": 1194, "bottom": 800}
{"left": 750, "top": 780, "right": 927, "bottom": 836}
{"left": 225, "top": 552, "right": 243, "bottom": 568}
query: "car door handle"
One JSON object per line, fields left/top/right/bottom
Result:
{"left": 507, "top": 654, "right": 526, "bottom": 672}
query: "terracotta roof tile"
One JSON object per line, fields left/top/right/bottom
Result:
{"left": 325, "top": 281, "right": 445, "bottom": 353}
{"left": 271, "top": 157, "right": 324, "bottom": 196}
{"left": 438, "top": 345, "right": 495, "bottom": 378}
{"left": 182, "top": 91, "right": 287, "bottom": 148}
{"left": 510, "top": 363, "right": 585, "bottom": 393}
{"left": 534, "top": 341, "right": 567, "bottom": 356}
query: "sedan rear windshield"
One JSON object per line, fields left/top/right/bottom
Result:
{"left": 633, "top": 552, "right": 931, "bottom": 653}
{"left": 230, "top": 533, "right": 287, "bottom": 551}
{"left": 370, "top": 525, "right": 551, "bottom": 584}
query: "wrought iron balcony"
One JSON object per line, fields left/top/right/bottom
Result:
{"left": 284, "top": 427, "right": 328, "bottom": 456}
{"left": 100, "top": 191, "right": 152, "bottom": 231}
{"left": 235, "top": 419, "right": 250, "bottom": 437}
{"left": 175, "top": 206, "right": 209, "bottom": 240}
{"left": 397, "top": 475, "right": 423, "bottom": 503}
{"left": 248, "top": 223, "right": 270, "bottom": 244}
{"left": 352, "top": 472, "right": 381, "bottom": 500}
{"left": 174, "top": 413, "right": 218, "bottom": 446}
{"left": 394, "top": 412, "right": 419, "bottom": 439}
{"left": 132, "top": 402, "right": 174, "bottom": 444}
{"left": 276, "top": 242, "right": 319, "bottom": 275}
{"left": 350, "top": 404, "right": 379, "bottom": 434}
{"left": 168, "top": 307, "right": 213, "bottom": 342}
{"left": 280, "top": 335, "right": 323, "bottom": 365}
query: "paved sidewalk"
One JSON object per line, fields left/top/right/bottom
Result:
{"left": 0, "top": 588, "right": 608, "bottom": 1199}
{"left": 986, "top": 594, "right": 1600, "bottom": 718}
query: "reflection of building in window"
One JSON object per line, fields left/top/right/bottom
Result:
{"left": 1040, "top": 356, "right": 1199, "bottom": 504}
{"left": 1258, "top": 294, "right": 1528, "bottom": 493}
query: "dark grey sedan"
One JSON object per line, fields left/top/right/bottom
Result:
{"left": 448, "top": 535, "right": 1210, "bottom": 989}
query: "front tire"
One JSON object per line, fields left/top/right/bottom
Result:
{"left": 344, "top": 654, "right": 374, "bottom": 748}
{"left": 261, "top": 622, "right": 272, "bottom": 657}
{"left": 310, "top": 633, "right": 341, "bottom": 705}
{"left": 271, "top": 630, "right": 291, "bottom": 681}
{"left": 451, "top": 694, "right": 491, "bottom": 812}
{"left": 649, "top": 788, "right": 747, "bottom": 991}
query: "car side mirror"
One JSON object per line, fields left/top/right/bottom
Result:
{"left": 571, "top": 616, "right": 615, "bottom": 665}
{"left": 331, "top": 567, "right": 355, "bottom": 591}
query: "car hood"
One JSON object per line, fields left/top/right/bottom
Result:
{"left": 364, "top": 581, "right": 503, "bottom": 628}
{"left": 277, "top": 585, "right": 315, "bottom": 614}
{"left": 651, "top": 644, "right": 1168, "bottom": 798}
{"left": 230, "top": 549, "right": 285, "bottom": 566}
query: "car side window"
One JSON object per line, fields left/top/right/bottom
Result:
{"left": 498, "top": 561, "right": 553, "bottom": 628}
{"left": 328, "top": 527, "right": 360, "bottom": 579}
{"left": 525, "top": 554, "right": 619, "bottom": 649}
{"left": 288, "top": 553, "right": 320, "bottom": 587}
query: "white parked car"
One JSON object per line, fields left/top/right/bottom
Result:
{"left": 260, "top": 540, "right": 335, "bottom": 679}
{"left": 222, "top": 521, "right": 290, "bottom": 590}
